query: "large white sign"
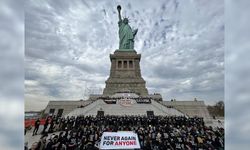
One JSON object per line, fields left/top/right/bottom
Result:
{"left": 99, "top": 132, "right": 140, "bottom": 149}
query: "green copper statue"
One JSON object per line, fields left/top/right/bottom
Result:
{"left": 117, "top": 5, "right": 138, "bottom": 50}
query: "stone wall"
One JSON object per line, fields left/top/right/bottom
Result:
{"left": 44, "top": 100, "right": 92, "bottom": 117}
{"left": 103, "top": 50, "right": 148, "bottom": 96}
{"left": 160, "top": 101, "right": 211, "bottom": 119}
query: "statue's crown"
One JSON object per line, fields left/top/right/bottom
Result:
{"left": 123, "top": 17, "right": 129, "bottom": 23}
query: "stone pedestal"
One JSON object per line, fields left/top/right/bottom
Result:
{"left": 103, "top": 50, "right": 148, "bottom": 96}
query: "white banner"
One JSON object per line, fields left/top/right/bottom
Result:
{"left": 119, "top": 99, "right": 135, "bottom": 107}
{"left": 99, "top": 132, "right": 140, "bottom": 149}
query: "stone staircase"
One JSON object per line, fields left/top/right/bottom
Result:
{"left": 65, "top": 99, "right": 185, "bottom": 117}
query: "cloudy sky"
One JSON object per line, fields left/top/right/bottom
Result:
{"left": 1, "top": 0, "right": 250, "bottom": 149}
{"left": 25, "top": 0, "right": 224, "bottom": 111}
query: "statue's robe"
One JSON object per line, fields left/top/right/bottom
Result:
{"left": 118, "top": 20, "right": 134, "bottom": 49}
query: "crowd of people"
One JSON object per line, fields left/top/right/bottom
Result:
{"left": 26, "top": 115, "right": 224, "bottom": 150}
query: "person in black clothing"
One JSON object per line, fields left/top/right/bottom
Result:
{"left": 42, "top": 117, "right": 50, "bottom": 134}
{"left": 45, "top": 134, "right": 60, "bottom": 150}
{"left": 33, "top": 118, "right": 40, "bottom": 136}
{"left": 48, "top": 118, "right": 54, "bottom": 133}
{"left": 67, "top": 131, "right": 77, "bottom": 150}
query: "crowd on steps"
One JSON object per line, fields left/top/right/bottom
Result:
{"left": 25, "top": 115, "right": 224, "bottom": 150}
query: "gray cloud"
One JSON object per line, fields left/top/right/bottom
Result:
{"left": 25, "top": 0, "right": 224, "bottom": 111}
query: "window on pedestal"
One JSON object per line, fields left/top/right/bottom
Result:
{"left": 129, "top": 60, "right": 133, "bottom": 68}
{"left": 124, "top": 61, "right": 127, "bottom": 68}
{"left": 49, "top": 109, "right": 55, "bottom": 115}
{"left": 57, "top": 109, "right": 64, "bottom": 117}
{"left": 118, "top": 61, "right": 122, "bottom": 68}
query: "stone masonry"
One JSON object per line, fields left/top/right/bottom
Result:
{"left": 103, "top": 50, "right": 148, "bottom": 96}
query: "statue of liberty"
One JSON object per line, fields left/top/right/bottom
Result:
{"left": 117, "top": 5, "right": 138, "bottom": 50}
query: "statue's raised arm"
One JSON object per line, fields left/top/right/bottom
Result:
{"left": 116, "top": 5, "right": 137, "bottom": 50}
{"left": 117, "top": 5, "right": 122, "bottom": 22}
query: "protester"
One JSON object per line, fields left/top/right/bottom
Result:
{"left": 32, "top": 118, "right": 40, "bottom": 136}
{"left": 42, "top": 117, "right": 50, "bottom": 134}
